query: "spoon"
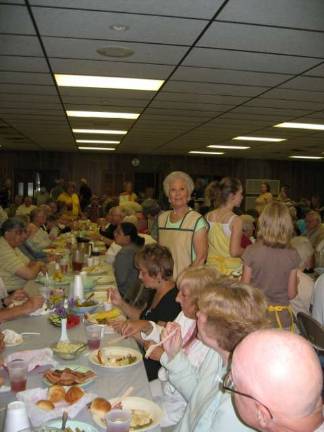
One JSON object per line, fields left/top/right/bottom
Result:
{"left": 61, "top": 411, "right": 68, "bottom": 430}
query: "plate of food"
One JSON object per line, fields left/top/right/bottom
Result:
{"left": 71, "top": 299, "right": 99, "bottom": 315}
{"left": 43, "top": 365, "right": 96, "bottom": 387}
{"left": 90, "top": 396, "right": 163, "bottom": 431}
{"left": 82, "top": 265, "right": 106, "bottom": 276}
{"left": 51, "top": 341, "right": 87, "bottom": 360}
{"left": 46, "top": 419, "right": 98, "bottom": 432}
{"left": 38, "top": 271, "right": 72, "bottom": 286}
{"left": 85, "top": 308, "right": 121, "bottom": 324}
{"left": 89, "top": 347, "right": 142, "bottom": 369}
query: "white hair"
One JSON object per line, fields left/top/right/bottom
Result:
{"left": 290, "top": 236, "right": 314, "bottom": 269}
{"left": 163, "top": 171, "right": 194, "bottom": 197}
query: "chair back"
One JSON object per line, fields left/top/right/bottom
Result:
{"left": 297, "top": 312, "right": 324, "bottom": 352}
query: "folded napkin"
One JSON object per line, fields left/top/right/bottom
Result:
{"left": 5, "top": 348, "right": 58, "bottom": 372}
{"left": 30, "top": 304, "right": 52, "bottom": 316}
{"left": 3, "top": 329, "right": 23, "bottom": 346}
{"left": 17, "top": 387, "right": 97, "bottom": 426}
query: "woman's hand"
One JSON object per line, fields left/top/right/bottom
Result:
{"left": 0, "top": 332, "right": 4, "bottom": 352}
{"left": 162, "top": 322, "right": 182, "bottom": 360}
{"left": 5, "top": 289, "right": 29, "bottom": 306}
{"left": 144, "top": 341, "right": 164, "bottom": 361}
{"left": 23, "top": 295, "right": 44, "bottom": 313}
{"left": 108, "top": 288, "right": 123, "bottom": 306}
{"left": 119, "top": 320, "right": 151, "bottom": 338}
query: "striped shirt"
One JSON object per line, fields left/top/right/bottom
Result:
{"left": 0, "top": 236, "right": 30, "bottom": 292}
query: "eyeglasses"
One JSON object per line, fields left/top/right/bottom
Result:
{"left": 221, "top": 369, "right": 273, "bottom": 420}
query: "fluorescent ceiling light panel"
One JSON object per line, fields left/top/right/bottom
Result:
{"left": 55, "top": 74, "right": 164, "bottom": 91}
{"left": 78, "top": 146, "right": 116, "bottom": 151}
{"left": 290, "top": 155, "right": 323, "bottom": 160}
{"left": 67, "top": 111, "right": 139, "bottom": 119}
{"left": 76, "top": 139, "right": 120, "bottom": 144}
{"left": 208, "top": 145, "right": 250, "bottom": 150}
{"left": 73, "top": 129, "right": 127, "bottom": 135}
{"left": 189, "top": 151, "right": 224, "bottom": 155}
{"left": 233, "top": 136, "right": 286, "bottom": 142}
{"left": 275, "top": 122, "right": 324, "bottom": 131}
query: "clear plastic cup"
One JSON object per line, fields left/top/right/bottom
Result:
{"left": 8, "top": 359, "right": 28, "bottom": 392}
{"left": 85, "top": 324, "right": 102, "bottom": 350}
{"left": 106, "top": 409, "right": 131, "bottom": 432}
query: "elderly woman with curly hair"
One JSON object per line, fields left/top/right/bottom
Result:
{"left": 155, "top": 278, "right": 269, "bottom": 432}
{"left": 158, "top": 171, "right": 208, "bottom": 279}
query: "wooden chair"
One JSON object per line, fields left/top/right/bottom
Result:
{"left": 297, "top": 312, "right": 324, "bottom": 354}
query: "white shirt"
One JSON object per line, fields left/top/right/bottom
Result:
{"left": 312, "top": 274, "right": 324, "bottom": 325}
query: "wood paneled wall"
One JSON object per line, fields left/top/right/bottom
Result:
{"left": 0, "top": 150, "right": 322, "bottom": 200}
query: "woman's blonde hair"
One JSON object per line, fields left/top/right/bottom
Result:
{"left": 198, "top": 278, "right": 269, "bottom": 352}
{"left": 163, "top": 171, "right": 194, "bottom": 197}
{"left": 257, "top": 201, "right": 294, "bottom": 248}
{"left": 177, "top": 266, "right": 219, "bottom": 307}
{"left": 290, "top": 236, "right": 314, "bottom": 269}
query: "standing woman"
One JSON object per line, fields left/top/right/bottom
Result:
{"left": 57, "top": 182, "right": 80, "bottom": 218}
{"left": 241, "top": 201, "right": 300, "bottom": 330}
{"left": 255, "top": 182, "right": 272, "bottom": 215}
{"left": 158, "top": 171, "right": 208, "bottom": 279}
{"left": 206, "top": 177, "right": 243, "bottom": 276}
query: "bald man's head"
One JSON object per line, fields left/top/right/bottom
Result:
{"left": 231, "top": 330, "right": 323, "bottom": 431}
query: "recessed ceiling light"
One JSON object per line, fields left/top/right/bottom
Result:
{"left": 109, "top": 24, "right": 129, "bottom": 32}
{"left": 290, "top": 155, "right": 323, "bottom": 160}
{"left": 275, "top": 122, "right": 324, "bottom": 130}
{"left": 76, "top": 139, "right": 119, "bottom": 144}
{"left": 96, "top": 46, "right": 134, "bottom": 58}
{"left": 67, "top": 111, "right": 139, "bottom": 120}
{"left": 233, "top": 136, "right": 286, "bottom": 142}
{"left": 55, "top": 74, "right": 164, "bottom": 91}
{"left": 73, "top": 129, "right": 127, "bottom": 135}
{"left": 189, "top": 151, "right": 224, "bottom": 155}
{"left": 208, "top": 145, "right": 250, "bottom": 150}
{"left": 78, "top": 146, "right": 116, "bottom": 151}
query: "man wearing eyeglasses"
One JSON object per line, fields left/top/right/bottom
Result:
{"left": 229, "top": 329, "right": 324, "bottom": 432}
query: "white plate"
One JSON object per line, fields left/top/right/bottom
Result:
{"left": 47, "top": 419, "right": 98, "bottom": 432}
{"left": 89, "top": 346, "right": 142, "bottom": 369}
{"left": 96, "top": 276, "right": 115, "bottom": 285}
{"left": 92, "top": 396, "right": 163, "bottom": 431}
{"left": 42, "top": 364, "right": 96, "bottom": 387}
{"left": 5, "top": 337, "right": 24, "bottom": 347}
{"left": 83, "top": 266, "right": 107, "bottom": 276}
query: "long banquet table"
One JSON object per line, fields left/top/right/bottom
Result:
{"left": 0, "top": 313, "right": 161, "bottom": 431}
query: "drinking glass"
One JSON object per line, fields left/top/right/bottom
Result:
{"left": 106, "top": 409, "right": 131, "bottom": 432}
{"left": 8, "top": 359, "right": 28, "bottom": 392}
{"left": 72, "top": 249, "right": 84, "bottom": 272}
{"left": 85, "top": 324, "right": 102, "bottom": 350}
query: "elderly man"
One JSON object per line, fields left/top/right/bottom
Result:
{"left": 305, "top": 210, "right": 324, "bottom": 249}
{"left": 99, "top": 206, "right": 127, "bottom": 247}
{"left": 230, "top": 329, "right": 324, "bottom": 432}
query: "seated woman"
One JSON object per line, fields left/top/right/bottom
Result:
{"left": 0, "top": 283, "right": 44, "bottom": 322}
{"left": 113, "top": 222, "right": 145, "bottom": 301}
{"left": 27, "top": 208, "right": 51, "bottom": 250}
{"left": 121, "top": 266, "right": 219, "bottom": 427}
{"left": 110, "top": 243, "right": 181, "bottom": 380}
{"left": 0, "top": 218, "right": 46, "bottom": 293}
{"left": 157, "top": 278, "right": 269, "bottom": 432}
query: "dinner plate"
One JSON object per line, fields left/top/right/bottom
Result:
{"left": 92, "top": 396, "right": 163, "bottom": 431}
{"left": 37, "top": 275, "right": 72, "bottom": 286}
{"left": 83, "top": 266, "right": 107, "bottom": 276}
{"left": 42, "top": 364, "right": 96, "bottom": 387}
{"left": 4, "top": 336, "right": 24, "bottom": 347}
{"left": 95, "top": 276, "right": 115, "bottom": 285}
{"left": 89, "top": 346, "right": 142, "bottom": 369}
{"left": 47, "top": 419, "right": 98, "bottom": 432}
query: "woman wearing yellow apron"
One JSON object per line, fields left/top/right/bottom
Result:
{"left": 158, "top": 171, "right": 208, "bottom": 280}
{"left": 206, "top": 177, "right": 244, "bottom": 276}
{"left": 241, "top": 201, "right": 300, "bottom": 331}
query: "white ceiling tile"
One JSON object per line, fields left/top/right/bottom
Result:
{"left": 183, "top": 48, "right": 320, "bottom": 74}
{"left": 172, "top": 67, "right": 290, "bottom": 86}
{"left": 218, "top": 0, "right": 324, "bottom": 31}
{"left": 0, "top": 4, "right": 35, "bottom": 34}
{"left": 281, "top": 76, "right": 324, "bottom": 91}
{"left": 157, "top": 92, "right": 248, "bottom": 105}
{"left": 247, "top": 97, "right": 324, "bottom": 110}
{"left": 262, "top": 88, "right": 324, "bottom": 102}
{"left": 305, "top": 63, "right": 324, "bottom": 77}
{"left": 0, "top": 56, "right": 49, "bottom": 72}
{"left": 198, "top": 22, "right": 324, "bottom": 58}
{"left": 30, "top": 0, "right": 223, "bottom": 19}
{"left": 49, "top": 58, "right": 172, "bottom": 79}
{"left": 43, "top": 37, "right": 187, "bottom": 65}
{"left": 33, "top": 7, "right": 207, "bottom": 45}
{"left": 0, "top": 83, "right": 58, "bottom": 95}
{"left": 0, "top": 35, "right": 43, "bottom": 56}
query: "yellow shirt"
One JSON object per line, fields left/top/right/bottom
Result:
{"left": 57, "top": 192, "right": 80, "bottom": 217}
{"left": 0, "top": 237, "right": 30, "bottom": 292}
{"left": 255, "top": 192, "right": 272, "bottom": 215}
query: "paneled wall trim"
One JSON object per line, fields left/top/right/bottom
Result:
{"left": 0, "top": 151, "right": 322, "bottom": 199}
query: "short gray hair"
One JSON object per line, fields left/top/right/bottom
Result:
{"left": 290, "top": 236, "right": 314, "bottom": 269}
{"left": 163, "top": 171, "right": 194, "bottom": 197}
{"left": 1, "top": 217, "right": 26, "bottom": 236}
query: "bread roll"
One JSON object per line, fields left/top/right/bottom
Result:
{"left": 48, "top": 384, "right": 66, "bottom": 403}
{"left": 65, "top": 386, "right": 85, "bottom": 404}
{"left": 36, "top": 400, "right": 55, "bottom": 411}
{"left": 89, "top": 397, "right": 111, "bottom": 418}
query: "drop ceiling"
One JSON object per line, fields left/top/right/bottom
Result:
{"left": 0, "top": 0, "right": 324, "bottom": 159}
